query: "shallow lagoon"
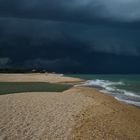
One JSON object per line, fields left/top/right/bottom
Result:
{"left": 0, "top": 82, "right": 72, "bottom": 95}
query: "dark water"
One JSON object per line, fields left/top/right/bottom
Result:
{"left": 0, "top": 82, "right": 72, "bottom": 95}
{"left": 66, "top": 74, "right": 140, "bottom": 107}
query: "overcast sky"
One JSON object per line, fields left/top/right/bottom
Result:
{"left": 0, "top": 0, "right": 140, "bottom": 73}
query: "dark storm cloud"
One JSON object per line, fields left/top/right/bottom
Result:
{"left": 0, "top": 1, "right": 140, "bottom": 73}
{"left": 0, "top": 17, "right": 140, "bottom": 73}
{"left": 1, "top": 17, "right": 140, "bottom": 57}
{"left": 0, "top": 57, "right": 12, "bottom": 68}
{"left": 0, "top": 0, "right": 140, "bottom": 24}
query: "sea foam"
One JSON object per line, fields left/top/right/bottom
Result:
{"left": 75, "top": 79, "right": 140, "bottom": 107}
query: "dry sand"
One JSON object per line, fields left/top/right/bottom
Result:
{"left": 67, "top": 87, "right": 140, "bottom": 140}
{"left": 0, "top": 90, "right": 93, "bottom": 140}
{"left": 0, "top": 74, "right": 140, "bottom": 140}
{"left": 0, "top": 73, "right": 83, "bottom": 83}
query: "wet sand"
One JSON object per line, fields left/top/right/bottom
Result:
{"left": 0, "top": 74, "right": 140, "bottom": 140}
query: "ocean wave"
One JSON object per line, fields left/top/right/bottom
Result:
{"left": 122, "top": 90, "right": 140, "bottom": 98}
{"left": 83, "top": 79, "right": 124, "bottom": 87}
{"left": 115, "top": 97, "right": 140, "bottom": 107}
{"left": 77, "top": 79, "right": 124, "bottom": 90}
{"left": 75, "top": 79, "right": 140, "bottom": 107}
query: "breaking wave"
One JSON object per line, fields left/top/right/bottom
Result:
{"left": 75, "top": 79, "right": 140, "bottom": 107}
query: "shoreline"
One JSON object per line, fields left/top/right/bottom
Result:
{"left": 85, "top": 86, "right": 140, "bottom": 109}
{"left": 0, "top": 73, "right": 140, "bottom": 139}
{"left": 1, "top": 73, "right": 139, "bottom": 108}
{"left": 0, "top": 73, "right": 139, "bottom": 109}
{"left": 70, "top": 88, "right": 140, "bottom": 140}
{"left": 72, "top": 76, "right": 140, "bottom": 108}
{"left": 65, "top": 87, "right": 140, "bottom": 139}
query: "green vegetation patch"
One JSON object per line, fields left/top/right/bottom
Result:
{"left": 0, "top": 82, "right": 72, "bottom": 95}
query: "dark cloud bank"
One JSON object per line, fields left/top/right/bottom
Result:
{"left": 0, "top": 0, "right": 140, "bottom": 73}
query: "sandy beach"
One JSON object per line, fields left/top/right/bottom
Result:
{"left": 0, "top": 73, "right": 84, "bottom": 84}
{"left": 0, "top": 74, "right": 140, "bottom": 140}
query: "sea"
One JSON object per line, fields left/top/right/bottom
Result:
{"left": 66, "top": 74, "right": 140, "bottom": 107}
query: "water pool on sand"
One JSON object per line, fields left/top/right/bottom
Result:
{"left": 0, "top": 82, "right": 72, "bottom": 95}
